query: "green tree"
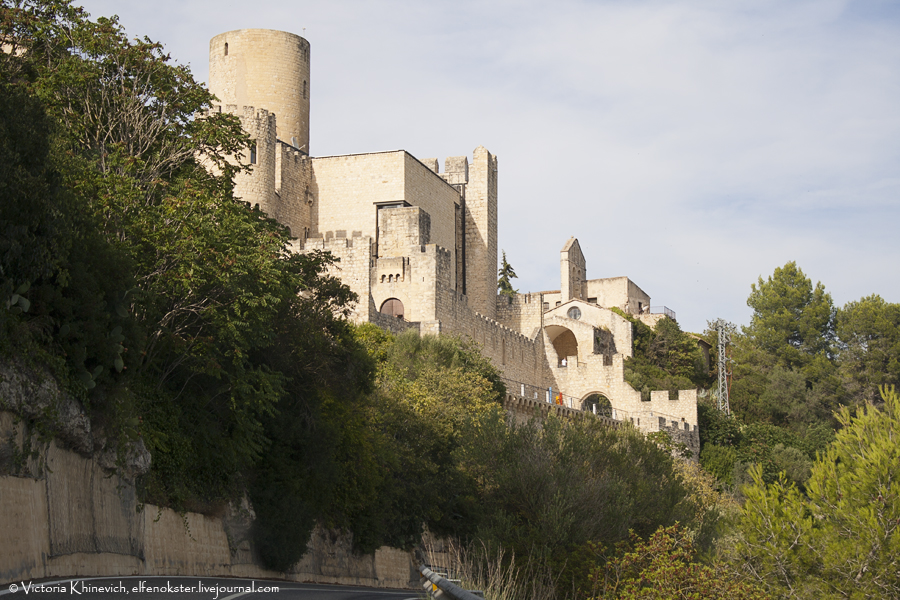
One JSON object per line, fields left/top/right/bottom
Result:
{"left": 732, "top": 386, "right": 900, "bottom": 598}
{"left": 345, "top": 326, "right": 506, "bottom": 552}
{"left": 2, "top": 3, "right": 378, "bottom": 550}
{"left": 744, "top": 261, "right": 835, "bottom": 374}
{"left": 728, "top": 263, "right": 843, "bottom": 456}
{"left": 458, "top": 414, "right": 696, "bottom": 596}
{"left": 836, "top": 295, "right": 900, "bottom": 405}
{"left": 588, "top": 524, "right": 767, "bottom": 600}
{"left": 616, "top": 310, "right": 710, "bottom": 400}
{"left": 497, "top": 250, "right": 518, "bottom": 297}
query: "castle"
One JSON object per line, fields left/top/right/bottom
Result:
{"left": 206, "top": 29, "right": 699, "bottom": 446}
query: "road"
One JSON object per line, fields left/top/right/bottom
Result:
{"left": 1, "top": 577, "right": 424, "bottom": 600}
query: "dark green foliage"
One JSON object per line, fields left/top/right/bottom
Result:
{"left": 699, "top": 444, "right": 738, "bottom": 486}
{"left": 349, "top": 326, "right": 505, "bottom": 551}
{"left": 614, "top": 309, "right": 710, "bottom": 401}
{"left": 835, "top": 295, "right": 900, "bottom": 405}
{"left": 458, "top": 414, "right": 696, "bottom": 595}
{"left": 1, "top": 3, "right": 379, "bottom": 573}
{"left": 698, "top": 401, "right": 742, "bottom": 447}
{"left": 745, "top": 261, "right": 835, "bottom": 372}
{"left": 733, "top": 386, "right": 900, "bottom": 598}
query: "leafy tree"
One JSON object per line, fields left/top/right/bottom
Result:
{"left": 835, "top": 295, "right": 900, "bottom": 405}
{"left": 744, "top": 261, "right": 835, "bottom": 374}
{"left": 458, "top": 414, "right": 696, "bottom": 596}
{"left": 732, "top": 386, "right": 900, "bottom": 598}
{"left": 587, "top": 524, "right": 767, "bottom": 599}
{"left": 724, "top": 263, "right": 843, "bottom": 478}
{"left": 497, "top": 250, "right": 518, "bottom": 297}
{"left": 614, "top": 309, "right": 710, "bottom": 400}
{"left": 2, "top": 3, "right": 378, "bottom": 554}
{"left": 346, "top": 326, "right": 506, "bottom": 552}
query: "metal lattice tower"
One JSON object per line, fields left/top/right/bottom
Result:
{"left": 714, "top": 319, "right": 734, "bottom": 414}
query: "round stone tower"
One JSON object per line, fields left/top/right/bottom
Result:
{"left": 209, "top": 29, "right": 311, "bottom": 153}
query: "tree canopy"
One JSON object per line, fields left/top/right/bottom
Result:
{"left": 732, "top": 386, "right": 900, "bottom": 598}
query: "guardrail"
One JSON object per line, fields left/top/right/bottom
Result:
{"left": 499, "top": 376, "right": 613, "bottom": 417}
{"left": 649, "top": 306, "right": 676, "bottom": 320}
{"left": 419, "top": 565, "right": 484, "bottom": 599}
{"left": 498, "top": 376, "right": 694, "bottom": 428}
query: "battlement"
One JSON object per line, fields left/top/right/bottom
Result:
{"left": 303, "top": 233, "right": 370, "bottom": 251}
{"left": 277, "top": 138, "right": 308, "bottom": 157}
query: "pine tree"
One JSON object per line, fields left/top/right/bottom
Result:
{"left": 498, "top": 250, "right": 518, "bottom": 297}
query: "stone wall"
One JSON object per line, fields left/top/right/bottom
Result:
{"left": 583, "top": 276, "right": 652, "bottom": 314}
{"left": 209, "top": 29, "right": 311, "bottom": 152}
{"left": 495, "top": 292, "right": 543, "bottom": 338}
{"left": 232, "top": 106, "right": 277, "bottom": 213}
{"left": 502, "top": 392, "right": 623, "bottom": 428}
{"left": 303, "top": 235, "right": 375, "bottom": 323}
{"left": 274, "top": 142, "right": 314, "bottom": 239}
{"left": 463, "top": 147, "right": 498, "bottom": 320}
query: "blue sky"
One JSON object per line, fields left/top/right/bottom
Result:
{"left": 74, "top": 0, "right": 900, "bottom": 333}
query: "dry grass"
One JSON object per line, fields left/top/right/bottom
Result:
{"left": 424, "top": 536, "right": 559, "bottom": 600}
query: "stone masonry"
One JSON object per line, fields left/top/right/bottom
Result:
{"left": 206, "top": 29, "right": 699, "bottom": 446}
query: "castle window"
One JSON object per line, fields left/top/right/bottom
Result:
{"left": 388, "top": 275, "right": 393, "bottom": 283}
{"left": 567, "top": 307, "right": 582, "bottom": 320}
{"left": 224, "top": 42, "right": 228, "bottom": 56}
{"left": 303, "top": 80, "right": 307, "bottom": 100}
{"left": 250, "top": 141, "right": 257, "bottom": 164}
{"left": 381, "top": 275, "right": 386, "bottom": 283}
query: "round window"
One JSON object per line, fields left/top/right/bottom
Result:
{"left": 567, "top": 306, "right": 582, "bottom": 320}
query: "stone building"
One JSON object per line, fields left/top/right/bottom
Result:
{"left": 206, "top": 29, "right": 698, "bottom": 448}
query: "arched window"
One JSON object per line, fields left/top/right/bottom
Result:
{"left": 582, "top": 393, "right": 612, "bottom": 416}
{"left": 380, "top": 298, "right": 404, "bottom": 319}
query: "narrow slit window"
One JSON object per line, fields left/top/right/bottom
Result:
{"left": 303, "top": 80, "right": 307, "bottom": 100}
{"left": 224, "top": 42, "right": 228, "bottom": 56}
{"left": 250, "top": 141, "right": 257, "bottom": 164}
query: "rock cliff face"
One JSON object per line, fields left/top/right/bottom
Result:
{"left": 0, "top": 357, "right": 150, "bottom": 479}
{"left": 0, "top": 357, "right": 417, "bottom": 588}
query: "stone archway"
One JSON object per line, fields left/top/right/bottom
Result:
{"left": 544, "top": 325, "right": 578, "bottom": 366}
{"left": 379, "top": 298, "right": 404, "bottom": 319}
{"left": 582, "top": 393, "right": 612, "bottom": 417}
